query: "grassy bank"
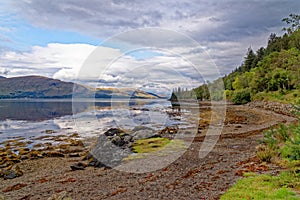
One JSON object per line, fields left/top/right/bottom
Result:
{"left": 221, "top": 107, "right": 300, "bottom": 199}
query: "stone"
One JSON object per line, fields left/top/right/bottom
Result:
{"left": 69, "top": 153, "right": 81, "bottom": 157}
{"left": 45, "top": 130, "right": 56, "bottom": 134}
{"left": 131, "top": 125, "right": 154, "bottom": 132}
{"left": 104, "top": 128, "right": 124, "bottom": 136}
{"left": 44, "top": 151, "right": 65, "bottom": 158}
{"left": 70, "top": 162, "right": 86, "bottom": 170}
{"left": 4, "top": 170, "right": 18, "bottom": 179}
{"left": 132, "top": 129, "right": 156, "bottom": 141}
{"left": 47, "top": 191, "right": 72, "bottom": 200}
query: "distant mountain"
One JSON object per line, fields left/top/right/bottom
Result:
{"left": 94, "top": 88, "right": 162, "bottom": 99}
{"left": 0, "top": 76, "right": 161, "bottom": 99}
{"left": 0, "top": 76, "right": 88, "bottom": 98}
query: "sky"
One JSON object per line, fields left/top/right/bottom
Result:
{"left": 0, "top": 0, "right": 299, "bottom": 95}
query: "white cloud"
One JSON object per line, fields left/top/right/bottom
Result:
{"left": 0, "top": 41, "right": 218, "bottom": 95}
{"left": 0, "top": 43, "right": 112, "bottom": 80}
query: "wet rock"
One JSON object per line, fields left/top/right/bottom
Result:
{"left": 20, "top": 155, "right": 29, "bottom": 160}
{"left": 4, "top": 170, "right": 18, "bottom": 179}
{"left": 104, "top": 128, "right": 124, "bottom": 137}
{"left": 45, "top": 130, "right": 56, "bottom": 134}
{"left": 69, "top": 153, "right": 80, "bottom": 157}
{"left": 18, "top": 148, "right": 30, "bottom": 155}
{"left": 3, "top": 166, "right": 23, "bottom": 179}
{"left": 159, "top": 126, "right": 178, "bottom": 135}
{"left": 70, "top": 162, "right": 87, "bottom": 170}
{"left": 69, "top": 132, "right": 80, "bottom": 138}
{"left": 44, "top": 151, "right": 65, "bottom": 158}
{"left": 28, "top": 150, "right": 43, "bottom": 159}
{"left": 69, "top": 139, "right": 84, "bottom": 147}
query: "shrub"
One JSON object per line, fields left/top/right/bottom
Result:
{"left": 231, "top": 89, "right": 251, "bottom": 105}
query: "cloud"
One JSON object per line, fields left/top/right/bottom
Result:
{"left": 8, "top": 0, "right": 300, "bottom": 75}
{"left": 10, "top": 0, "right": 300, "bottom": 39}
{"left": 0, "top": 43, "right": 97, "bottom": 78}
{"left": 0, "top": 42, "right": 216, "bottom": 95}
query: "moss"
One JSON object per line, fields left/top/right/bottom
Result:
{"left": 132, "top": 137, "right": 171, "bottom": 153}
{"left": 132, "top": 137, "right": 186, "bottom": 154}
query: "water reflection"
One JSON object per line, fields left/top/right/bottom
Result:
{"left": 0, "top": 99, "right": 156, "bottom": 122}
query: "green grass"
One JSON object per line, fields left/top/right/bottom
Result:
{"left": 253, "top": 90, "right": 300, "bottom": 105}
{"left": 221, "top": 172, "right": 299, "bottom": 200}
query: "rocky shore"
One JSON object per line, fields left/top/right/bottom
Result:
{"left": 0, "top": 103, "right": 297, "bottom": 199}
{"left": 248, "top": 100, "right": 298, "bottom": 117}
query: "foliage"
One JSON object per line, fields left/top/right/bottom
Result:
{"left": 171, "top": 14, "right": 300, "bottom": 104}
{"left": 282, "top": 14, "right": 300, "bottom": 34}
{"left": 231, "top": 88, "right": 251, "bottom": 105}
{"left": 257, "top": 106, "right": 300, "bottom": 177}
{"left": 220, "top": 172, "right": 299, "bottom": 200}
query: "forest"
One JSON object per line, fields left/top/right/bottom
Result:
{"left": 172, "top": 14, "right": 300, "bottom": 105}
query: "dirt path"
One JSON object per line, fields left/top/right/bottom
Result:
{"left": 0, "top": 105, "right": 296, "bottom": 200}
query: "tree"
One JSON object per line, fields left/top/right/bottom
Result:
{"left": 243, "top": 47, "right": 257, "bottom": 72}
{"left": 282, "top": 14, "right": 300, "bottom": 34}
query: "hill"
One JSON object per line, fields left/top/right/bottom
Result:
{"left": 172, "top": 14, "right": 300, "bottom": 105}
{"left": 0, "top": 76, "right": 161, "bottom": 99}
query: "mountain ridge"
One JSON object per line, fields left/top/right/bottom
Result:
{"left": 0, "top": 75, "right": 161, "bottom": 99}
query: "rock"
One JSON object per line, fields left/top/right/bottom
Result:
{"left": 131, "top": 126, "right": 154, "bottom": 132}
{"left": 28, "top": 150, "right": 43, "bottom": 159}
{"left": 4, "top": 170, "right": 18, "bottom": 179}
{"left": 45, "top": 130, "right": 56, "bottom": 134}
{"left": 159, "top": 126, "right": 178, "bottom": 135}
{"left": 248, "top": 101, "right": 297, "bottom": 117}
{"left": 69, "top": 153, "right": 81, "bottom": 157}
{"left": 132, "top": 129, "right": 156, "bottom": 141}
{"left": 20, "top": 155, "right": 29, "bottom": 160}
{"left": 18, "top": 148, "right": 30, "bottom": 155}
{"left": 104, "top": 128, "right": 124, "bottom": 136}
{"left": 87, "top": 157, "right": 107, "bottom": 168}
{"left": 69, "top": 139, "right": 84, "bottom": 147}
{"left": 44, "top": 151, "right": 65, "bottom": 158}
{"left": 70, "top": 162, "right": 86, "bottom": 170}
{"left": 88, "top": 131, "right": 132, "bottom": 168}
{"left": 47, "top": 191, "right": 72, "bottom": 200}
{"left": 3, "top": 165, "right": 23, "bottom": 179}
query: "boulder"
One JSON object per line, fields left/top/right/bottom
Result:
{"left": 86, "top": 128, "right": 133, "bottom": 168}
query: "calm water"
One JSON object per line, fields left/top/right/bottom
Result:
{"left": 0, "top": 99, "right": 194, "bottom": 145}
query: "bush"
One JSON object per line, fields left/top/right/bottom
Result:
{"left": 231, "top": 89, "right": 251, "bottom": 105}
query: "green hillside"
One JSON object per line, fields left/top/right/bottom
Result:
{"left": 173, "top": 14, "right": 300, "bottom": 105}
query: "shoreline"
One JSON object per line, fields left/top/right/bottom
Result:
{"left": 0, "top": 102, "right": 297, "bottom": 199}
